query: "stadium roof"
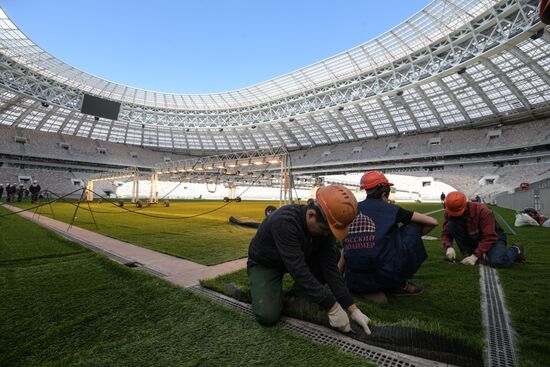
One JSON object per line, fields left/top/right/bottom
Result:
{"left": 0, "top": 0, "right": 548, "bottom": 152}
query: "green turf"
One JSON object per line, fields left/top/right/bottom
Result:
{"left": 488, "top": 205, "right": 550, "bottom": 367}
{"left": 0, "top": 206, "right": 373, "bottom": 367}
{"left": 11, "top": 199, "right": 275, "bottom": 265}
{"left": 10, "top": 200, "right": 442, "bottom": 266}
{"left": 202, "top": 203, "right": 484, "bottom": 351}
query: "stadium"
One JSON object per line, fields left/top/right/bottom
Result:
{"left": 1, "top": 1, "right": 549, "bottom": 366}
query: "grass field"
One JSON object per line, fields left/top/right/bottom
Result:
{"left": 6, "top": 199, "right": 550, "bottom": 366}
{"left": 12, "top": 199, "right": 273, "bottom": 265}
{"left": 0, "top": 206, "right": 374, "bottom": 367}
{"left": 11, "top": 200, "right": 442, "bottom": 266}
{"left": 487, "top": 205, "right": 550, "bottom": 367}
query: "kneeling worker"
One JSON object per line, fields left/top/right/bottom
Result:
{"left": 247, "top": 184, "right": 371, "bottom": 334}
{"left": 442, "top": 191, "right": 524, "bottom": 267}
{"left": 341, "top": 171, "right": 438, "bottom": 302}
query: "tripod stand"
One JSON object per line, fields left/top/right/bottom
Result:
{"left": 68, "top": 187, "right": 98, "bottom": 231}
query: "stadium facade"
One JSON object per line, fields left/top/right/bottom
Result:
{"left": 0, "top": 0, "right": 549, "bottom": 200}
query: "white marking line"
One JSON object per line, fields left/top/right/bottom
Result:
{"left": 423, "top": 208, "right": 444, "bottom": 216}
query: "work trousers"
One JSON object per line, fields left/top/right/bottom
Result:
{"left": 247, "top": 258, "right": 325, "bottom": 326}
{"left": 346, "top": 223, "right": 426, "bottom": 293}
{"left": 445, "top": 220, "right": 518, "bottom": 268}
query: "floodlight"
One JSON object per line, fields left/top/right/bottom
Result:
{"left": 94, "top": 116, "right": 100, "bottom": 121}
{"left": 338, "top": 106, "right": 345, "bottom": 111}
{"left": 457, "top": 67, "right": 467, "bottom": 75}
{"left": 41, "top": 102, "right": 49, "bottom": 108}
{"left": 396, "top": 90, "right": 404, "bottom": 96}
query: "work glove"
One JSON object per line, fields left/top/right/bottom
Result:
{"left": 446, "top": 247, "right": 456, "bottom": 261}
{"left": 328, "top": 303, "right": 351, "bottom": 333}
{"left": 461, "top": 254, "right": 478, "bottom": 266}
{"left": 350, "top": 308, "right": 372, "bottom": 335}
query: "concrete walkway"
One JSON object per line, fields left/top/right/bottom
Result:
{"left": 3, "top": 204, "right": 247, "bottom": 287}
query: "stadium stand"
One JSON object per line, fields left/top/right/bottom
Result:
{"left": 0, "top": 167, "right": 117, "bottom": 198}
{"left": 0, "top": 1, "right": 548, "bottom": 202}
{"left": 0, "top": 125, "right": 192, "bottom": 169}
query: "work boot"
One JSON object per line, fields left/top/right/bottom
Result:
{"left": 512, "top": 244, "right": 526, "bottom": 263}
{"left": 392, "top": 281, "right": 424, "bottom": 296}
{"left": 362, "top": 291, "right": 388, "bottom": 305}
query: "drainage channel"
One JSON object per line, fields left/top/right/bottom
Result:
{"left": 480, "top": 265, "right": 517, "bottom": 367}
{"left": 190, "top": 285, "right": 454, "bottom": 367}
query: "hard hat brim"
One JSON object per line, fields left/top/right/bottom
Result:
{"left": 329, "top": 223, "right": 350, "bottom": 241}
{"left": 445, "top": 206, "right": 466, "bottom": 217}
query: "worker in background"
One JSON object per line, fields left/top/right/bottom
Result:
{"left": 0, "top": 184, "right": 3, "bottom": 201}
{"left": 442, "top": 191, "right": 524, "bottom": 267}
{"left": 5, "top": 184, "right": 11, "bottom": 203}
{"left": 340, "top": 171, "right": 438, "bottom": 304}
{"left": 29, "top": 180, "right": 41, "bottom": 204}
{"left": 247, "top": 184, "right": 372, "bottom": 335}
{"left": 16, "top": 184, "right": 24, "bottom": 202}
{"left": 440, "top": 192, "right": 446, "bottom": 203}
{"left": 9, "top": 183, "right": 17, "bottom": 202}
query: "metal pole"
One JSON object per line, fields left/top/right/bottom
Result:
{"left": 279, "top": 157, "right": 284, "bottom": 207}
{"left": 68, "top": 187, "right": 86, "bottom": 231}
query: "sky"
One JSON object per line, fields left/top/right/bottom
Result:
{"left": 2, "top": 1, "right": 432, "bottom": 94}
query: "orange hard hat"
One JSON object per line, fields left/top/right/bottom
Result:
{"left": 315, "top": 184, "right": 358, "bottom": 240}
{"left": 445, "top": 191, "right": 468, "bottom": 217}
{"left": 359, "top": 171, "right": 394, "bottom": 191}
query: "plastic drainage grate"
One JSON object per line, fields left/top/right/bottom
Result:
{"left": 190, "top": 286, "right": 450, "bottom": 367}
{"left": 480, "top": 265, "right": 517, "bottom": 367}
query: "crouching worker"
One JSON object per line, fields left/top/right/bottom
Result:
{"left": 341, "top": 171, "right": 438, "bottom": 303}
{"left": 247, "top": 184, "right": 372, "bottom": 334}
{"left": 442, "top": 191, "right": 524, "bottom": 267}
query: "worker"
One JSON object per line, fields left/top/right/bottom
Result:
{"left": 29, "top": 180, "right": 41, "bottom": 204}
{"left": 16, "top": 184, "right": 24, "bottom": 202}
{"left": 247, "top": 184, "right": 372, "bottom": 334}
{"left": 341, "top": 171, "right": 438, "bottom": 304}
{"left": 442, "top": 191, "right": 524, "bottom": 267}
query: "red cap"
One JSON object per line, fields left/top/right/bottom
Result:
{"left": 445, "top": 191, "right": 467, "bottom": 217}
{"left": 359, "top": 171, "right": 394, "bottom": 191}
